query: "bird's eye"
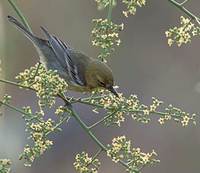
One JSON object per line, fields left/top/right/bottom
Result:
{"left": 98, "top": 80, "right": 105, "bottom": 87}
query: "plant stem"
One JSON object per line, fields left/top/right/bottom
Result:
{"left": 68, "top": 106, "right": 131, "bottom": 170}
{"left": 180, "top": 0, "right": 189, "bottom": 6}
{"left": 0, "top": 78, "right": 33, "bottom": 90}
{"left": 46, "top": 116, "right": 71, "bottom": 136}
{"left": 71, "top": 97, "right": 167, "bottom": 117}
{"left": 0, "top": 78, "right": 67, "bottom": 101}
{"left": 88, "top": 107, "right": 121, "bottom": 129}
{"left": 0, "top": 98, "right": 70, "bottom": 136}
{"left": 86, "top": 148, "right": 102, "bottom": 167}
{"left": 107, "top": 0, "right": 114, "bottom": 22}
{"left": 0, "top": 77, "right": 168, "bottom": 119}
{"left": 0, "top": 100, "right": 44, "bottom": 123}
{"left": 69, "top": 107, "right": 107, "bottom": 150}
{"left": 92, "top": 148, "right": 102, "bottom": 161}
{"left": 168, "top": 0, "right": 200, "bottom": 21}
{"left": 7, "top": 0, "right": 32, "bottom": 32}
{"left": 31, "top": 62, "right": 41, "bottom": 79}
{"left": 0, "top": 100, "right": 31, "bottom": 116}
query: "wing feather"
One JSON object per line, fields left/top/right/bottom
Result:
{"left": 40, "top": 26, "right": 85, "bottom": 86}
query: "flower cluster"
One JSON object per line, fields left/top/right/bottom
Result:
{"left": 0, "top": 159, "right": 11, "bottom": 173}
{"left": 74, "top": 152, "right": 101, "bottom": 173}
{"left": 19, "top": 106, "right": 70, "bottom": 166}
{"left": 131, "top": 97, "right": 163, "bottom": 124}
{"left": 88, "top": 91, "right": 127, "bottom": 126}
{"left": 16, "top": 63, "right": 68, "bottom": 109}
{"left": 85, "top": 90, "right": 198, "bottom": 126}
{"left": 0, "top": 95, "right": 12, "bottom": 105}
{"left": 86, "top": 91, "right": 159, "bottom": 126}
{"left": 158, "top": 104, "right": 197, "bottom": 126}
{"left": 122, "top": 0, "right": 146, "bottom": 17}
{"left": 91, "top": 19, "right": 124, "bottom": 61}
{"left": 0, "top": 95, "right": 12, "bottom": 116}
{"left": 1, "top": 64, "right": 71, "bottom": 167}
{"left": 107, "top": 136, "right": 159, "bottom": 172}
{"left": 20, "top": 107, "right": 55, "bottom": 166}
{"left": 54, "top": 105, "right": 64, "bottom": 115}
{"left": 165, "top": 16, "right": 200, "bottom": 46}
{"left": 94, "top": 0, "right": 116, "bottom": 10}
{"left": 107, "top": 136, "right": 131, "bottom": 163}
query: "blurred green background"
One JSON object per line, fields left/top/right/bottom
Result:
{"left": 1, "top": 0, "right": 200, "bottom": 173}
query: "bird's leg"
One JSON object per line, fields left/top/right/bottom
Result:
{"left": 64, "top": 99, "right": 73, "bottom": 109}
{"left": 58, "top": 93, "right": 73, "bottom": 109}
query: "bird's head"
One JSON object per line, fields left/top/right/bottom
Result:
{"left": 86, "top": 60, "right": 119, "bottom": 97}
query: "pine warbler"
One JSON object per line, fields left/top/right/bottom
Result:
{"left": 8, "top": 16, "right": 118, "bottom": 97}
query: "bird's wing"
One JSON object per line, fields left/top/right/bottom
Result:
{"left": 40, "top": 27, "right": 85, "bottom": 86}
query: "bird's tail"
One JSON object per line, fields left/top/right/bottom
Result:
{"left": 8, "top": 16, "right": 37, "bottom": 44}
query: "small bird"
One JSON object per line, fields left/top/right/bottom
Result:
{"left": 8, "top": 16, "right": 118, "bottom": 97}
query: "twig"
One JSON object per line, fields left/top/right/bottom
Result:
{"left": 0, "top": 78, "right": 32, "bottom": 90}
{"left": 86, "top": 148, "right": 102, "bottom": 167}
{"left": 168, "top": 0, "right": 200, "bottom": 22}
{"left": 0, "top": 78, "right": 69, "bottom": 104}
{"left": 31, "top": 62, "right": 41, "bottom": 79}
{"left": 0, "top": 100, "right": 33, "bottom": 116}
{"left": 7, "top": 0, "right": 32, "bottom": 32}
{"left": 69, "top": 107, "right": 107, "bottom": 150}
{"left": 71, "top": 97, "right": 167, "bottom": 117}
{"left": 46, "top": 116, "right": 71, "bottom": 136}
{"left": 88, "top": 107, "right": 122, "bottom": 129}
{"left": 180, "top": 0, "right": 189, "bottom": 6}
{"left": 107, "top": 0, "right": 114, "bottom": 22}
{"left": 91, "top": 148, "right": 102, "bottom": 162}
{"left": 0, "top": 78, "right": 168, "bottom": 119}
{"left": 67, "top": 106, "right": 133, "bottom": 171}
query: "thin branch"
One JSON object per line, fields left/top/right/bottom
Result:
{"left": 107, "top": 0, "right": 114, "bottom": 22}
{"left": 0, "top": 100, "right": 47, "bottom": 124}
{"left": 0, "top": 78, "right": 33, "bottom": 90}
{"left": 180, "top": 0, "right": 189, "bottom": 6}
{"left": 71, "top": 97, "right": 168, "bottom": 117}
{"left": 0, "top": 100, "right": 33, "bottom": 116}
{"left": 70, "top": 95, "right": 108, "bottom": 104}
{"left": 46, "top": 116, "right": 71, "bottom": 136}
{"left": 69, "top": 107, "right": 107, "bottom": 150}
{"left": 88, "top": 107, "right": 122, "bottom": 129}
{"left": 7, "top": 0, "right": 32, "bottom": 32}
{"left": 67, "top": 106, "right": 132, "bottom": 171}
{"left": 0, "top": 78, "right": 171, "bottom": 118}
{"left": 91, "top": 148, "right": 102, "bottom": 162}
{"left": 86, "top": 148, "right": 103, "bottom": 168}
{"left": 0, "top": 78, "right": 69, "bottom": 103}
{"left": 31, "top": 62, "right": 41, "bottom": 80}
{"left": 168, "top": 0, "right": 200, "bottom": 22}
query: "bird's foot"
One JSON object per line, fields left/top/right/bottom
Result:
{"left": 63, "top": 98, "right": 73, "bottom": 109}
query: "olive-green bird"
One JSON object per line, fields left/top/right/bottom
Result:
{"left": 8, "top": 16, "right": 118, "bottom": 97}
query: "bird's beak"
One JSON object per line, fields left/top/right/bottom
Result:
{"left": 108, "top": 86, "right": 119, "bottom": 97}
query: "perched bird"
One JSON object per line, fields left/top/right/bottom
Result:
{"left": 8, "top": 16, "right": 118, "bottom": 97}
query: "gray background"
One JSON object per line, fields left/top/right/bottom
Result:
{"left": 0, "top": 0, "right": 200, "bottom": 173}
